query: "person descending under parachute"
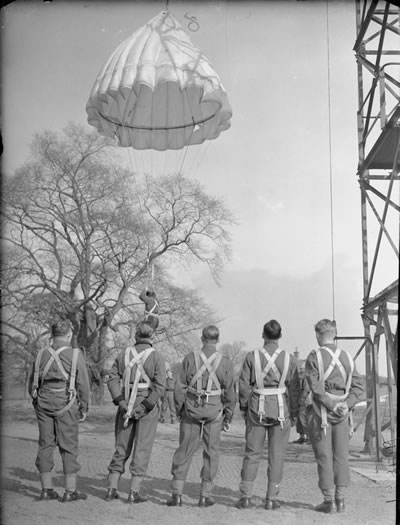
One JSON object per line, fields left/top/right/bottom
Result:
{"left": 139, "top": 287, "right": 159, "bottom": 331}
{"left": 85, "top": 8, "right": 232, "bottom": 333}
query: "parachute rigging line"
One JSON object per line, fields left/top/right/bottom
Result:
{"left": 126, "top": 148, "right": 154, "bottom": 286}
{"left": 326, "top": 0, "right": 336, "bottom": 321}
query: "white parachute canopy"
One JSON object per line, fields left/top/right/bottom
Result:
{"left": 86, "top": 11, "right": 232, "bottom": 151}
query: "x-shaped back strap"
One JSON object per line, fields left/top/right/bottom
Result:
{"left": 189, "top": 350, "right": 222, "bottom": 395}
{"left": 123, "top": 346, "right": 154, "bottom": 423}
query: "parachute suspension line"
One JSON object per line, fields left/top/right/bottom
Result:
{"left": 175, "top": 92, "right": 199, "bottom": 177}
{"left": 325, "top": 0, "right": 336, "bottom": 321}
{"left": 126, "top": 148, "right": 154, "bottom": 287}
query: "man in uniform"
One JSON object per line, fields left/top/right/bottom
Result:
{"left": 305, "top": 319, "right": 364, "bottom": 514}
{"left": 160, "top": 369, "right": 176, "bottom": 424}
{"left": 293, "top": 359, "right": 309, "bottom": 444}
{"left": 166, "top": 325, "right": 236, "bottom": 507}
{"left": 29, "top": 319, "right": 90, "bottom": 502}
{"left": 236, "top": 319, "right": 300, "bottom": 510}
{"left": 105, "top": 321, "right": 166, "bottom": 503}
{"left": 139, "top": 287, "right": 159, "bottom": 331}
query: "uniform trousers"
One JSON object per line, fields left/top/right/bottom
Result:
{"left": 239, "top": 415, "right": 291, "bottom": 497}
{"left": 162, "top": 391, "right": 176, "bottom": 421}
{"left": 35, "top": 403, "right": 80, "bottom": 474}
{"left": 307, "top": 409, "right": 350, "bottom": 490}
{"left": 108, "top": 404, "right": 159, "bottom": 477}
{"left": 296, "top": 402, "right": 308, "bottom": 435}
{"left": 171, "top": 414, "right": 222, "bottom": 495}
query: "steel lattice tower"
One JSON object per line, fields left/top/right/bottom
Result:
{"left": 354, "top": 0, "right": 399, "bottom": 461}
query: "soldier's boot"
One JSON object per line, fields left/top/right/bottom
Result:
{"left": 167, "top": 479, "right": 184, "bottom": 506}
{"left": 199, "top": 480, "right": 214, "bottom": 507}
{"left": 235, "top": 496, "right": 252, "bottom": 509}
{"left": 61, "top": 474, "right": 87, "bottom": 503}
{"left": 316, "top": 488, "right": 335, "bottom": 513}
{"left": 127, "top": 491, "right": 147, "bottom": 504}
{"left": 265, "top": 482, "right": 280, "bottom": 510}
{"left": 166, "top": 494, "right": 182, "bottom": 507}
{"left": 105, "top": 472, "right": 120, "bottom": 501}
{"left": 39, "top": 472, "right": 59, "bottom": 501}
{"left": 127, "top": 475, "right": 147, "bottom": 503}
{"left": 335, "top": 485, "right": 346, "bottom": 513}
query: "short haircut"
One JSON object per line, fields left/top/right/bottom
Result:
{"left": 202, "top": 325, "right": 219, "bottom": 342}
{"left": 263, "top": 320, "right": 282, "bottom": 340}
{"left": 51, "top": 319, "right": 72, "bottom": 337}
{"left": 314, "top": 319, "right": 337, "bottom": 337}
{"left": 135, "top": 321, "right": 154, "bottom": 340}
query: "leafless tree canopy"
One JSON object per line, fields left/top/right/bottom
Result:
{"left": 1, "top": 123, "right": 236, "bottom": 401}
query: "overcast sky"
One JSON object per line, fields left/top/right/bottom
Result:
{"left": 3, "top": 0, "right": 394, "bottom": 374}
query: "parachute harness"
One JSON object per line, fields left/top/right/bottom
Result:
{"left": 311, "top": 347, "right": 354, "bottom": 436}
{"left": 253, "top": 348, "right": 290, "bottom": 427}
{"left": 123, "top": 346, "right": 154, "bottom": 427}
{"left": 32, "top": 345, "right": 80, "bottom": 417}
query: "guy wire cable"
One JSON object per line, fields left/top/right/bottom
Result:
{"left": 326, "top": 0, "right": 336, "bottom": 321}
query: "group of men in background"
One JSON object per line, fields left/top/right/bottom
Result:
{"left": 29, "top": 316, "right": 363, "bottom": 515}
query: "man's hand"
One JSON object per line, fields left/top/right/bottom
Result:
{"left": 240, "top": 410, "right": 247, "bottom": 420}
{"left": 79, "top": 411, "right": 87, "bottom": 422}
{"left": 132, "top": 404, "right": 147, "bottom": 420}
{"left": 119, "top": 400, "right": 128, "bottom": 414}
{"left": 290, "top": 416, "right": 297, "bottom": 427}
{"left": 222, "top": 420, "right": 231, "bottom": 432}
{"left": 333, "top": 402, "right": 349, "bottom": 416}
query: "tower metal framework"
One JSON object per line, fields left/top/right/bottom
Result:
{"left": 354, "top": 0, "right": 399, "bottom": 461}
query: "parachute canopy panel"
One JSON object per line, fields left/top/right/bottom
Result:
{"left": 86, "top": 11, "right": 232, "bottom": 151}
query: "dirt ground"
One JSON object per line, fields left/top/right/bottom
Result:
{"left": 1, "top": 400, "right": 396, "bottom": 525}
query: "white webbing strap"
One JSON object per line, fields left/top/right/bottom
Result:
{"left": 34, "top": 346, "right": 81, "bottom": 418}
{"left": 123, "top": 346, "right": 154, "bottom": 425}
{"left": 254, "top": 348, "right": 289, "bottom": 425}
{"left": 146, "top": 298, "right": 159, "bottom": 318}
{"left": 33, "top": 345, "right": 71, "bottom": 398}
{"left": 313, "top": 347, "right": 354, "bottom": 434}
{"left": 188, "top": 350, "right": 222, "bottom": 403}
{"left": 32, "top": 348, "right": 45, "bottom": 398}
{"left": 188, "top": 351, "right": 222, "bottom": 403}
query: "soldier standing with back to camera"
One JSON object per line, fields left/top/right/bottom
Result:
{"left": 29, "top": 319, "right": 90, "bottom": 502}
{"left": 236, "top": 319, "right": 300, "bottom": 510}
{"left": 166, "top": 325, "right": 236, "bottom": 507}
{"left": 105, "top": 321, "right": 166, "bottom": 503}
{"left": 305, "top": 319, "right": 364, "bottom": 514}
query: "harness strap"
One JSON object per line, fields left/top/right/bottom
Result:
{"left": 254, "top": 348, "right": 290, "bottom": 426}
{"left": 189, "top": 351, "right": 222, "bottom": 402}
{"left": 41, "top": 346, "right": 70, "bottom": 384}
{"left": 32, "top": 348, "right": 45, "bottom": 398}
{"left": 36, "top": 347, "right": 81, "bottom": 418}
{"left": 123, "top": 347, "right": 154, "bottom": 426}
{"left": 146, "top": 299, "right": 159, "bottom": 318}
{"left": 312, "top": 347, "right": 354, "bottom": 434}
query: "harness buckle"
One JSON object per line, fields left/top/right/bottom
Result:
{"left": 68, "top": 388, "right": 76, "bottom": 401}
{"left": 205, "top": 392, "right": 210, "bottom": 403}
{"left": 278, "top": 417, "right": 285, "bottom": 428}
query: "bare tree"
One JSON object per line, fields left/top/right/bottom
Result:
{"left": 220, "top": 340, "right": 248, "bottom": 379}
{"left": 2, "top": 123, "right": 235, "bottom": 403}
